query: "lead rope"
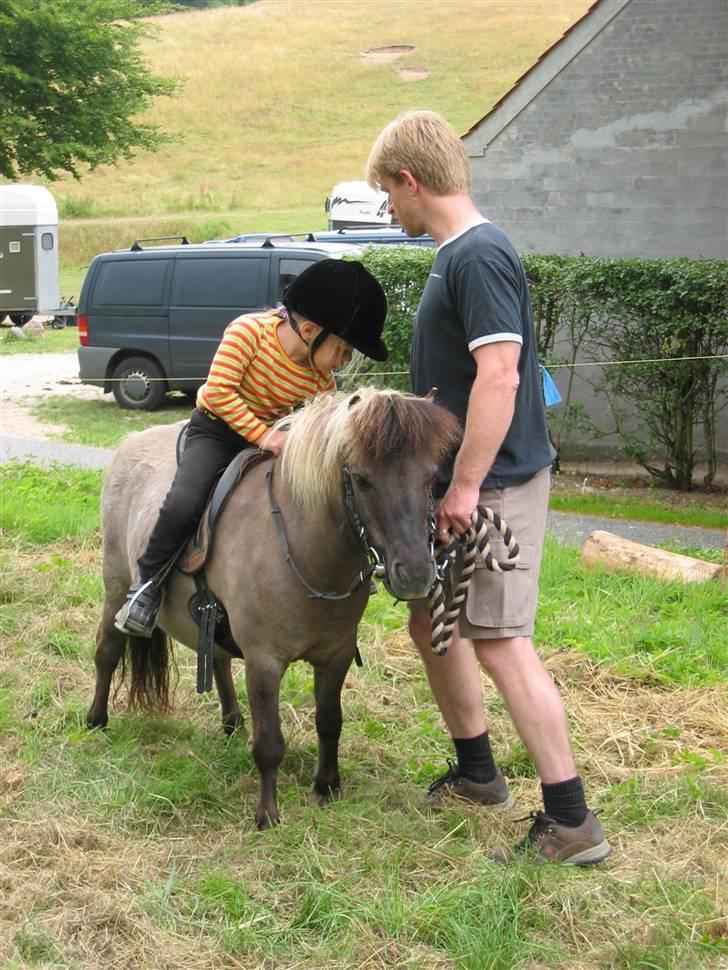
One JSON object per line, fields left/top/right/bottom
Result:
{"left": 429, "top": 506, "right": 520, "bottom": 656}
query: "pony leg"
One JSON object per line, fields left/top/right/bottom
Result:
{"left": 213, "top": 650, "right": 244, "bottom": 736}
{"left": 87, "top": 602, "right": 127, "bottom": 729}
{"left": 311, "top": 648, "right": 354, "bottom": 805}
{"left": 244, "top": 656, "right": 285, "bottom": 830}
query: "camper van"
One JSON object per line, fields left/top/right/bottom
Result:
{"left": 325, "top": 180, "right": 395, "bottom": 230}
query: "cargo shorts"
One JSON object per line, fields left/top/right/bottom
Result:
{"left": 412, "top": 465, "right": 551, "bottom": 640}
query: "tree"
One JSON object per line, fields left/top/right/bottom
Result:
{"left": 0, "top": 0, "right": 178, "bottom": 181}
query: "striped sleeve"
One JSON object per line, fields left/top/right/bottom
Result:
{"left": 200, "top": 318, "right": 270, "bottom": 442}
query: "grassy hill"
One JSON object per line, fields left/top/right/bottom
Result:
{"left": 55, "top": 0, "right": 592, "bottom": 292}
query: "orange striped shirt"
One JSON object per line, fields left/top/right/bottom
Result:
{"left": 196, "top": 309, "right": 335, "bottom": 443}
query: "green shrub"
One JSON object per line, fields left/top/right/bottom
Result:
{"left": 353, "top": 247, "right": 728, "bottom": 490}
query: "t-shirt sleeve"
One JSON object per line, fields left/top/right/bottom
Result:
{"left": 452, "top": 253, "right": 525, "bottom": 353}
{"left": 200, "top": 318, "right": 270, "bottom": 442}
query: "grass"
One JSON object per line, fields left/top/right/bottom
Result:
{"left": 0, "top": 324, "right": 79, "bottom": 355}
{"left": 550, "top": 490, "right": 728, "bottom": 531}
{"left": 1, "top": 464, "right": 726, "bottom": 968}
{"left": 48, "top": 0, "right": 593, "bottom": 288}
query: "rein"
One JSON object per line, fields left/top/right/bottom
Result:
{"left": 266, "top": 464, "right": 383, "bottom": 601}
{"left": 429, "top": 506, "right": 520, "bottom": 656}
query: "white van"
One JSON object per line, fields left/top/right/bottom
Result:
{"left": 325, "top": 181, "right": 395, "bottom": 230}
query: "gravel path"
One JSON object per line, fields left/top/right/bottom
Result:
{"left": 0, "top": 351, "right": 104, "bottom": 440}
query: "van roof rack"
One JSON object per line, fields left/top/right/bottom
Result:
{"left": 130, "top": 236, "right": 191, "bottom": 251}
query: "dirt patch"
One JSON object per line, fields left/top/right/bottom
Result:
{"left": 361, "top": 44, "right": 414, "bottom": 63}
{"left": 400, "top": 68, "right": 430, "bottom": 82}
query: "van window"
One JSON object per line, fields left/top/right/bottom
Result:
{"left": 172, "top": 256, "right": 265, "bottom": 307}
{"left": 277, "top": 258, "right": 316, "bottom": 300}
{"left": 95, "top": 259, "right": 169, "bottom": 306}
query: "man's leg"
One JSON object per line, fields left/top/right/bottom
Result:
{"left": 409, "top": 608, "right": 513, "bottom": 807}
{"left": 409, "top": 608, "right": 486, "bottom": 739}
{"left": 474, "top": 633, "right": 611, "bottom": 864}
{"left": 473, "top": 634, "right": 576, "bottom": 784}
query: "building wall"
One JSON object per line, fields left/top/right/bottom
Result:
{"left": 464, "top": 0, "right": 728, "bottom": 259}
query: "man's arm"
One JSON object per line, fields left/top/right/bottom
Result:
{"left": 437, "top": 340, "right": 520, "bottom": 535}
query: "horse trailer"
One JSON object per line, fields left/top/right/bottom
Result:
{"left": 0, "top": 183, "right": 62, "bottom": 324}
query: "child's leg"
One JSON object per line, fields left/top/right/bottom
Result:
{"left": 116, "top": 411, "right": 251, "bottom": 636}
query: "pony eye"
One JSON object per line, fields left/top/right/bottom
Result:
{"left": 353, "top": 474, "right": 372, "bottom": 491}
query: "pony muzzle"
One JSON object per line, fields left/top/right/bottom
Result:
{"left": 385, "top": 556, "right": 437, "bottom": 601}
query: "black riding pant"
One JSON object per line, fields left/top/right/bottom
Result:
{"left": 137, "top": 408, "right": 255, "bottom": 582}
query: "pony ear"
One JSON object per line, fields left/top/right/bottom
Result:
{"left": 348, "top": 393, "right": 362, "bottom": 409}
{"left": 425, "top": 387, "right": 438, "bottom": 400}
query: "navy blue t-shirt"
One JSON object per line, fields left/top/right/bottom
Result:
{"left": 410, "top": 221, "right": 555, "bottom": 490}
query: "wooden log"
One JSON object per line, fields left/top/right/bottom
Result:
{"left": 581, "top": 530, "right": 728, "bottom": 585}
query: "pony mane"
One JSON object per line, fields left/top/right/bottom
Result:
{"left": 279, "top": 387, "right": 461, "bottom": 508}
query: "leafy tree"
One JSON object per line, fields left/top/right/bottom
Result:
{"left": 0, "top": 0, "right": 178, "bottom": 181}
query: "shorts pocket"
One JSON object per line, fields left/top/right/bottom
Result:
{"left": 463, "top": 542, "right": 534, "bottom": 629}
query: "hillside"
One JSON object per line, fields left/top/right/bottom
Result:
{"left": 53, "top": 0, "right": 592, "bottom": 287}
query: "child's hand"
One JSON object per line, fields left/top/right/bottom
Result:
{"left": 260, "top": 428, "right": 288, "bottom": 456}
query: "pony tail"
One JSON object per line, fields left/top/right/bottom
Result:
{"left": 120, "top": 629, "right": 173, "bottom": 713}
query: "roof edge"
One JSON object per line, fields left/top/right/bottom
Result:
{"left": 462, "top": 0, "right": 632, "bottom": 153}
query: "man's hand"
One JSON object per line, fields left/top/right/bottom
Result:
{"left": 260, "top": 428, "right": 287, "bottom": 456}
{"left": 436, "top": 480, "right": 480, "bottom": 538}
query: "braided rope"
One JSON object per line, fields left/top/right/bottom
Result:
{"left": 429, "top": 506, "right": 520, "bottom": 656}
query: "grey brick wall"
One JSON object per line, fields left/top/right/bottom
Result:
{"left": 464, "top": 0, "right": 728, "bottom": 259}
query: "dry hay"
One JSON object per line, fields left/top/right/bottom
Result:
{"left": 0, "top": 816, "right": 236, "bottom": 970}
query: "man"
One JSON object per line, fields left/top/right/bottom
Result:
{"left": 366, "top": 110, "right": 611, "bottom": 865}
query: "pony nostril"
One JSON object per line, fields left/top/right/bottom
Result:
{"left": 391, "top": 559, "right": 436, "bottom": 592}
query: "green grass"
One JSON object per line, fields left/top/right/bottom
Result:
{"left": 0, "top": 461, "right": 103, "bottom": 542}
{"left": 0, "top": 325, "right": 79, "bottom": 355}
{"left": 30, "top": 393, "right": 192, "bottom": 449}
{"left": 550, "top": 491, "right": 728, "bottom": 531}
{"left": 537, "top": 539, "right": 727, "bottom": 686}
{"left": 1, "top": 464, "right": 727, "bottom": 970}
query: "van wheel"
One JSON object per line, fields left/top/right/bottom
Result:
{"left": 112, "top": 357, "right": 166, "bottom": 410}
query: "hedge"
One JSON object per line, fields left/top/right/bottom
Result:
{"left": 350, "top": 247, "right": 728, "bottom": 491}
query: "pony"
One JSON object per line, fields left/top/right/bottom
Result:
{"left": 87, "top": 388, "right": 461, "bottom": 828}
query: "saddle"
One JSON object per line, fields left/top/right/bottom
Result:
{"left": 173, "top": 422, "right": 274, "bottom": 693}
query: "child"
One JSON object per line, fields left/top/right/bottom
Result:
{"left": 115, "top": 258, "right": 388, "bottom": 637}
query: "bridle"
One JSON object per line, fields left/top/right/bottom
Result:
{"left": 266, "top": 463, "right": 391, "bottom": 602}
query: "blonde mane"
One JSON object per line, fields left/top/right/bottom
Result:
{"left": 279, "top": 387, "right": 461, "bottom": 509}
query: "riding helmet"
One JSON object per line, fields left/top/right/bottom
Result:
{"left": 283, "top": 259, "right": 388, "bottom": 361}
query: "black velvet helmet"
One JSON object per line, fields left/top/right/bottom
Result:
{"left": 283, "top": 259, "right": 388, "bottom": 362}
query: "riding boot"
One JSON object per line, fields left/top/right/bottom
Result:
{"left": 114, "top": 580, "right": 163, "bottom": 638}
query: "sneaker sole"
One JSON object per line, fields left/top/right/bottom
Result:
{"left": 559, "top": 840, "right": 613, "bottom": 866}
{"left": 429, "top": 792, "right": 516, "bottom": 810}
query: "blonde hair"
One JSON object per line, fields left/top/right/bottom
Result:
{"left": 278, "top": 386, "right": 461, "bottom": 509}
{"left": 366, "top": 110, "right": 471, "bottom": 195}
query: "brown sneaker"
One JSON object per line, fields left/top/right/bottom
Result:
{"left": 426, "top": 760, "right": 515, "bottom": 809}
{"left": 491, "top": 809, "right": 612, "bottom": 865}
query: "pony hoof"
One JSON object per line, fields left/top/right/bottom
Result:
{"left": 312, "top": 784, "right": 342, "bottom": 807}
{"left": 256, "top": 811, "right": 281, "bottom": 831}
{"left": 222, "top": 714, "right": 244, "bottom": 737}
{"left": 86, "top": 713, "right": 108, "bottom": 730}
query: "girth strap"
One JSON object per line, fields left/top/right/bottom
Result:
{"left": 193, "top": 571, "right": 216, "bottom": 693}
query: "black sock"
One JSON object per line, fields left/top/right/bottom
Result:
{"left": 453, "top": 732, "right": 497, "bottom": 784}
{"left": 541, "top": 776, "right": 588, "bottom": 827}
